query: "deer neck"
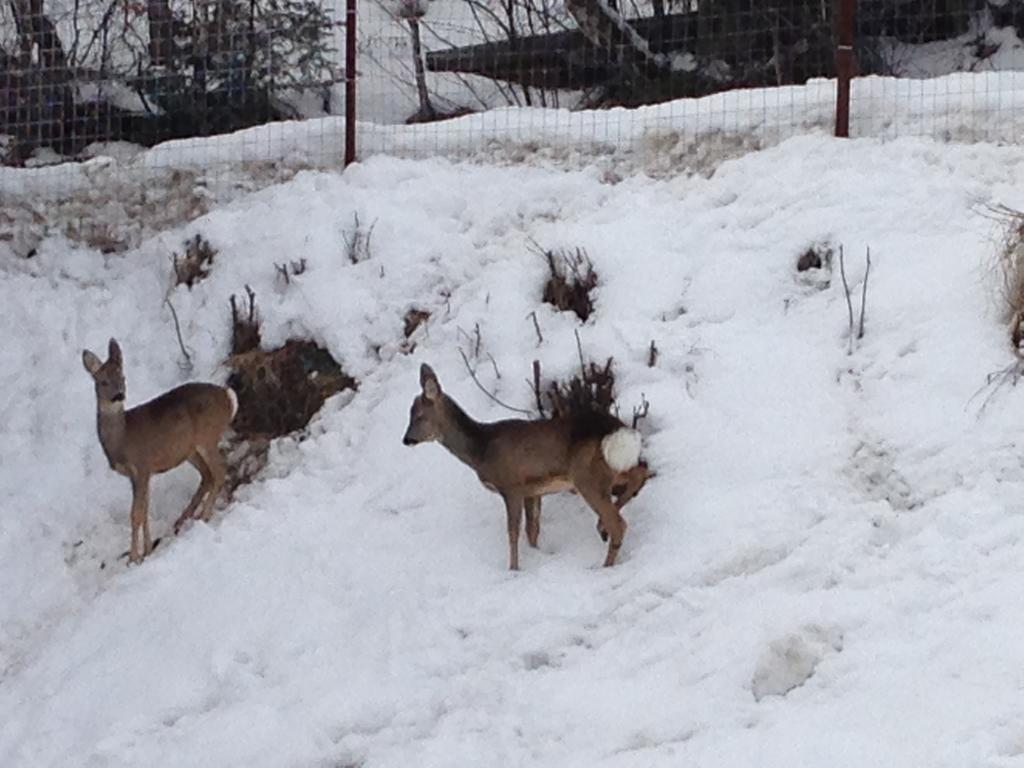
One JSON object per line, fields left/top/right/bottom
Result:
{"left": 96, "top": 399, "right": 128, "bottom": 469}
{"left": 438, "top": 395, "right": 489, "bottom": 470}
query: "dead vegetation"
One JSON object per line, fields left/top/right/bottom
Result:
{"left": 540, "top": 245, "right": 598, "bottom": 322}
{"left": 174, "top": 234, "right": 217, "bottom": 288}
{"left": 795, "top": 242, "right": 834, "bottom": 291}
{"left": 274, "top": 258, "right": 307, "bottom": 286}
{"left": 401, "top": 308, "right": 431, "bottom": 354}
{"left": 343, "top": 213, "right": 377, "bottom": 264}
{"left": 967, "top": 204, "right": 1024, "bottom": 415}
{"left": 404, "top": 307, "right": 431, "bottom": 339}
{"left": 538, "top": 355, "right": 616, "bottom": 419}
{"left": 226, "top": 288, "right": 357, "bottom": 438}
{"left": 988, "top": 203, "right": 1024, "bottom": 353}
{"left": 65, "top": 220, "right": 132, "bottom": 254}
{"left": 796, "top": 243, "right": 833, "bottom": 273}
{"left": 838, "top": 245, "right": 872, "bottom": 356}
{"left": 227, "top": 337, "right": 357, "bottom": 438}
{"left": 221, "top": 286, "right": 358, "bottom": 495}
{"left": 230, "top": 285, "right": 262, "bottom": 355}
{"left": 531, "top": 332, "right": 651, "bottom": 433}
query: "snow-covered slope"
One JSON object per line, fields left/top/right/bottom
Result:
{"left": 5, "top": 134, "right": 1024, "bottom": 766}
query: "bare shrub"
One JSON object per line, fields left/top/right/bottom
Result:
{"left": 275, "top": 258, "right": 308, "bottom": 286}
{"left": 540, "top": 246, "right": 598, "bottom": 322}
{"left": 65, "top": 220, "right": 131, "bottom": 254}
{"left": 227, "top": 339, "right": 357, "bottom": 439}
{"left": 797, "top": 243, "right": 833, "bottom": 273}
{"left": 343, "top": 213, "right": 377, "bottom": 264}
{"left": 543, "top": 356, "right": 616, "bottom": 419}
{"left": 989, "top": 204, "right": 1024, "bottom": 353}
{"left": 401, "top": 307, "right": 431, "bottom": 354}
{"left": 404, "top": 307, "right": 431, "bottom": 338}
{"left": 230, "top": 285, "right": 262, "bottom": 355}
{"left": 647, "top": 340, "right": 658, "bottom": 367}
{"left": 174, "top": 234, "right": 217, "bottom": 288}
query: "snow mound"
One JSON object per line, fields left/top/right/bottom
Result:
{"left": 6, "top": 135, "right": 1024, "bottom": 766}
{"left": 751, "top": 626, "right": 844, "bottom": 702}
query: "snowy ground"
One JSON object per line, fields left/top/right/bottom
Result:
{"left": 7, "top": 128, "right": 1024, "bottom": 766}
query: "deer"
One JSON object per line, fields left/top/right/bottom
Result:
{"left": 81, "top": 338, "right": 238, "bottom": 564}
{"left": 402, "top": 363, "right": 650, "bottom": 570}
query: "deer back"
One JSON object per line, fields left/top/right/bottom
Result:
{"left": 124, "top": 383, "right": 236, "bottom": 474}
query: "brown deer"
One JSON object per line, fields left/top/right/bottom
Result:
{"left": 402, "top": 364, "right": 650, "bottom": 570}
{"left": 82, "top": 338, "right": 238, "bottom": 564}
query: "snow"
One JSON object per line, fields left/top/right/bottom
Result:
{"left": 8, "top": 92, "right": 1024, "bottom": 767}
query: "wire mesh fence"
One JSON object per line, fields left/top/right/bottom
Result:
{"left": 362, "top": 0, "right": 842, "bottom": 158}
{"left": 849, "top": 0, "right": 1024, "bottom": 141}
{"left": 4, "top": 0, "right": 1024, "bottom": 193}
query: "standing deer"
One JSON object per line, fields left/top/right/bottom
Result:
{"left": 402, "top": 363, "right": 649, "bottom": 570}
{"left": 82, "top": 338, "right": 238, "bottom": 564}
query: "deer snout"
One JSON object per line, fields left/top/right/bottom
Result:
{"left": 402, "top": 431, "right": 417, "bottom": 446}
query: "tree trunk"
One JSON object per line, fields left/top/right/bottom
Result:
{"left": 408, "top": 17, "right": 436, "bottom": 120}
{"left": 6, "top": 0, "right": 73, "bottom": 155}
{"left": 146, "top": 0, "right": 175, "bottom": 66}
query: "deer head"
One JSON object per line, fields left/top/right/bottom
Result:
{"left": 82, "top": 338, "right": 126, "bottom": 404}
{"left": 402, "top": 363, "right": 445, "bottom": 446}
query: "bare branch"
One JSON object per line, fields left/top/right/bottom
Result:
{"left": 838, "top": 245, "right": 855, "bottom": 355}
{"left": 163, "top": 297, "right": 193, "bottom": 373}
{"left": 527, "top": 310, "right": 544, "bottom": 345}
{"left": 531, "top": 359, "right": 547, "bottom": 417}
{"left": 647, "top": 339, "right": 658, "bottom": 368}
{"left": 458, "top": 347, "right": 532, "bottom": 416}
{"left": 631, "top": 394, "right": 650, "bottom": 429}
{"left": 858, "top": 247, "right": 871, "bottom": 340}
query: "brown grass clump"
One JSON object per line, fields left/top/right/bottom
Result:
{"left": 991, "top": 204, "right": 1024, "bottom": 353}
{"left": 540, "top": 246, "right": 598, "bottom": 322}
{"left": 796, "top": 243, "right": 833, "bottom": 273}
{"left": 174, "top": 234, "right": 216, "bottom": 288}
{"left": 400, "top": 308, "right": 431, "bottom": 355}
{"left": 227, "top": 339, "right": 357, "bottom": 439}
{"left": 541, "top": 357, "right": 616, "bottom": 419}
{"left": 403, "top": 308, "right": 430, "bottom": 338}
{"left": 230, "top": 286, "right": 262, "bottom": 355}
{"left": 226, "top": 286, "right": 358, "bottom": 440}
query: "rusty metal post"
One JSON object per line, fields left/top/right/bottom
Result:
{"left": 344, "top": 0, "right": 357, "bottom": 166}
{"left": 834, "top": 0, "right": 855, "bottom": 138}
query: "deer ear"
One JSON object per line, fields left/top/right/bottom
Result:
{"left": 420, "top": 363, "right": 440, "bottom": 400}
{"left": 108, "top": 338, "right": 123, "bottom": 366}
{"left": 82, "top": 350, "right": 102, "bottom": 376}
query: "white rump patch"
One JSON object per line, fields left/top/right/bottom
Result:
{"left": 601, "top": 428, "right": 642, "bottom": 472}
{"left": 226, "top": 388, "right": 239, "bottom": 420}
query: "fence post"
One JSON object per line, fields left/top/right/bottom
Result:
{"left": 344, "top": 0, "right": 357, "bottom": 166}
{"left": 834, "top": 0, "right": 855, "bottom": 138}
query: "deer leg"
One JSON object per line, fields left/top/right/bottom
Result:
{"left": 175, "top": 453, "right": 213, "bottom": 534}
{"left": 613, "top": 463, "right": 650, "bottom": 510}
{"left": 577, "top": 482, "right": 627, "bottom": 568}
{"left": 194, "top": 444, "right": 226, "bottom": 523}
{"left": 502, "top": 492, "right": 524, "bottom": 570}
{"left": 525, "top": 497, "right": 541, "bottom": 548}
{"left": 129, "top": 473, "right": 151, "bottom": 564}
{"left": 599, "top": 464, "right": 649, "bottom": 543}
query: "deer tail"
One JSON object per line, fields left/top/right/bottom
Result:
{"left": 225, "top": 387, "right": 239, "bottom": 421}
{"left": 600, "top": 427, "right": 641, "bottom": 473}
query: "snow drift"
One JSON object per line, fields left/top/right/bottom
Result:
{"left": 5, "top": 132, "right": 1024, "bottom": 767}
